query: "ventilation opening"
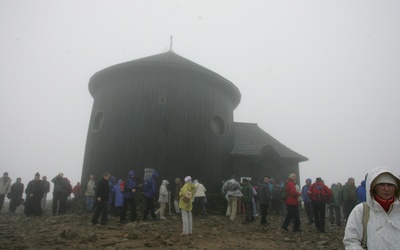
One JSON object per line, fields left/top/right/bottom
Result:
{"left": 211, "top": 116, "right": 225, "bottom": 136}
{"left": 158, "top": 95, "right": 167, "bottom": 105}
{"left": 92, "top": 110, "right": 104, "bottom": 132}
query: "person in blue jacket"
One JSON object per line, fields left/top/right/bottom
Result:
{"left": 356, "top": 179, "right": 366, "bottom": 203}
{"left": 142, "top": 171, "right": 158, "bottom": 220}
{"left": 120, "top": 170, "right": 139, "bottom": 223}
{"left": 301, "top": 178, "right": 314, "bottom": 224}
{"left": 113, "top": 179, "right": 124, "bottom": 217}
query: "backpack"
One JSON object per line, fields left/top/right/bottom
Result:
{"left": 280, "top": 183, "right": 288, "bottom": 200}
{"left": 315, "top": 185, "right": 328, "bottom": 202}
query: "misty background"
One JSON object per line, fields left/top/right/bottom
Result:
{"left": 1, "top": 1, "right": 400, "bottom": 196}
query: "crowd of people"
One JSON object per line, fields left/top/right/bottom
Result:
{"left": 1, "top": 167, "right": 399, "bottom": 248}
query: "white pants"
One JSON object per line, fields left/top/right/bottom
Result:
{"left": 155, "top": 202, "right": 166, "bottom": 217}
{"left": 181, "top": 210, "right": 192, "bottom": 234}
{"left": 226, "top": 197, "right": 238, "bottom": 221}
{"left": 174, "top": 200, "right": 180, "bottom": 214}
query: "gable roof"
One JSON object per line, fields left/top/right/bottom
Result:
{"left": 231, "top": 122, "right": 308, "bottom": 162}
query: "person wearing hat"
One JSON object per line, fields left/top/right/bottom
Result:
{"left": 155, "top": 179, "right": 170, "bottom": 219}
{"left": 24, "top": 172, "right": 44, "bottom": 216}
{"left": 193, "top": 179, "right": 207, "bottom": 218}
{"left": 344, "top": 166, "right": 400, "bottom": 249}
{"left": 179, "top": 176, "right": 196, "bottom": 236}
{"left": 308, "top": 177, "right": 332, "bottom": 233}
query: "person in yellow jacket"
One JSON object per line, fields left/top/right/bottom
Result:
{"left": 179, "top": 176, "right": 196, "bottom": 236}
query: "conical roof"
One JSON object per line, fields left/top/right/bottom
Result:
{"left": 89, "top": 50, "right": 241, "bottom": 108}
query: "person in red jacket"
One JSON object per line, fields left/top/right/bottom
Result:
{"left": 281, "top": 173, "right": 302, "bottom": 232}
{"left": 308, "top": 177, "right": 333, "bottom": 233}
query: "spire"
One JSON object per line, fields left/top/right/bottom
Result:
{"left": 170, "top": 35, "right": 173, "bottom": 51}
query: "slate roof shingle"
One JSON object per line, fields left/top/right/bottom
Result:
{"left": 231, "top": 122, "right": 308, "bottom": 162}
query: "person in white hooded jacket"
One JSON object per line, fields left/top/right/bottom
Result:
{"left": 343, "top": 166, "right": 400, "bottom": 249}
{"left": 155, "top": 180, "right": 169, "bottom": 219}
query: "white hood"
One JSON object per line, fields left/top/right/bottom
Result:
{"left": 366, "top": 166, "right": 400, "bottom": 211}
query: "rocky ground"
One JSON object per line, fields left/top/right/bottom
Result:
{"left": 0, "top": 201, "right": 345, "bottom": 250}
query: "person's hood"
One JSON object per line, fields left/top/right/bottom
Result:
{"left": 361, "top": 180, "right": 366, "bottom": 187}
{"left": 228, "top": 179, "right": 236, "bottom": 184}
{"left": 116, "top": 179, "right": 122, "bottom": 185}
{"left": 162, "top": 180, "right": 169, "bottom": 186}
{"left": 128, "top": 171, "right": 135, "bottom": 178}
{"left": 152, "top": 171, "right": 158, "bottom": 179}
{"left": 366, "top": 166, "right": 400, "bottom": 210}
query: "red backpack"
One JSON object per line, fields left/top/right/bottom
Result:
{"left": 314, "top": 184, "right": 328, "bottom": 202}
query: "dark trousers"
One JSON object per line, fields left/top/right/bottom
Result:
{"left": 282, "top": 204, "right": 300, "bottom": 230}
{"left": 52, "top": 191, "right": 63, "bottom": 215}
{"left": 312, "top": 200, "right": 326, "bottom": 232}
{"left": 329, "top": 204, "right": 341, "bottom": 226}
{"left": 244, "top": 201, "right": 254, "bottom": 221}
{"left": 0, "top": 194, "right": 5, "bottom": 211}
{"left": 260, "top": 203, "right": 269, "bottom": 224}
{"left": 92, "top": 200, "right": 108, "bottom": 224}
{"left": 24, "top": 196, "right": 42, "bottom": 216}
{"left": 304, "top": 202, "right": 314, "bottom": 223}
{"left": 9, "top": 196, "right": 21, "bottom": 213}
{"left": 143, "top": 197, "right": 156, "bottom": 220}
{"left": 271, "top": 198, "right": 284, "bottom": 216}
{"left": 59, "top": 193, "right": 68, "bottom": 214}
{"left": 344, "top": 200, "right": 357, "bottom": 220}
{"left": 121, "top": 198, "right": 137, "bottom": 222}
{"left": 194, "top": 197, "right": 207, "bottom": 216}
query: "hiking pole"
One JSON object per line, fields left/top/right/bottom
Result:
{"left": 168, "top": 191, "right": 171, "bottom": 217}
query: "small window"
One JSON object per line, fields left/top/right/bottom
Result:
{"left": 211, "top": 116, "right": 225, "bottom": 136}
{"left": 92, "top": 110, "right": 104, "bottom": 132}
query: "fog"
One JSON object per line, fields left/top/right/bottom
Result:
{"left": 1, "top": 1, "right": 400, "bottom": 194}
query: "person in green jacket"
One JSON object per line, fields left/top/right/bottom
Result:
{"left": 329, "top": 183, "right": 342, "bottom": 226}
{"left": 242, "top": 178, "right": 255, "bottom": 222}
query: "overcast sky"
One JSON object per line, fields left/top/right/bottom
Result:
{"left": 1, "top": 1, "right": 399, "bottom": 191}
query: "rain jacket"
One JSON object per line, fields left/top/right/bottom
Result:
{"left": 242, "top": 182, "right": 253, "bottom": 202}
{"left": 0, "top": 176, "right": 11, "bottom": 195}
{"left": 113, "top": 179, "right": 124, "bottom": 207}
{"left": 308, "top": 181, "right": 333, "bottom": 202}
{"left": 158, "top": 180, "right": 169, "bottom": 203}
{"left": 85, "top": 179, "right": 95, "bottom": 196}
{"left": 356, "top": 180, "right": 367, "bottom": 203}
{"left": 179, "top": 182, "right": 196, "bottom": 212}
{"left": 108, "top": 176, "right": 116, "bottom": 204}
{"left": 330, "top": 184, "right": 342, "bottom": 206}
{"left": 222, "top": 179, "right": 243, "bottom": 201}
{"left": 124, "top": 171, "right": 138, "bottom": 199}
{"left": 144, "top": 171, "right": 158, "bottom": 198}
{"left": 193, "top": 181, "right": 206, "bottom": 198}
{"left": 258, "top": 181, "right": 271, "bottom": 205}
{"left": 343, "top": 166, "right": 400, "bottom": 249}
{"left": 301, "top": 179, "right": 312, "bottom": 203}
{"left": 285, "top": 178, "right": 301, "bottom": 206}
